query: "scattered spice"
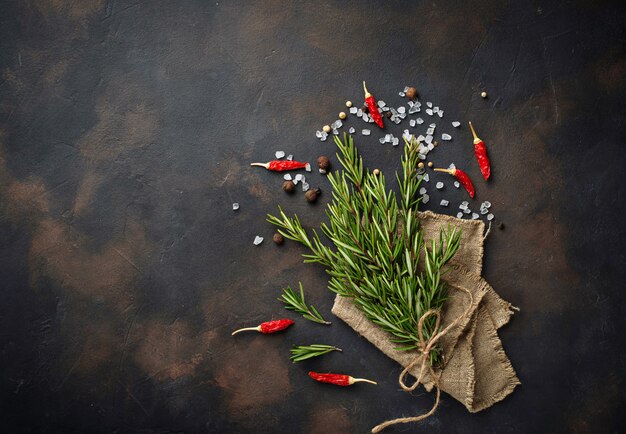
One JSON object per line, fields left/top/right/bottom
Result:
{"left": 290, "top": 344, "right": 341, "bottom": 362}
{"left": 308, "top": 371, "right": 377, "bottom": 386}
{"left": 434, "top": 167, "right": 475, "bottom": 198}
{"left": 305, "top": 188, "right": 321, "bottom": 203}
{"left": 231, "top": 319, "right": 294, "bottom": 336}
{"left": 345, "top": 101, "right": 353, "bottom": 108}
{"left": 428, "top": 161, "right": 433, "bottom": 168}
{"left": 362, "top": 81, "right": 384, "bottom": 129}
{"left": 273, "top": 233, "right": 284, "bottom": 245}
{"left": 251, "top": 160, "right": 308, "bottom": 172}
{"left": 323, "top": 125, "right": 331, "bottom": 133}
{"left": 317, "top": 156, "right": 330, "bottom": 172}
{"left": 282, "top": 180, "right": 296, "bottom": 193}
{"left": 339, "top": 112, "right": 347, "bottom": 120}
{"left": 468, "top": 122, "right": 491, "bottom": 180}
{"left": 481, "top": 91, "right": 488, "bottom": 98}
{"left": 405, "top": 86, "right": 417, "bottom": 100}
{"left": 418, "top": 162, "right": 424, "bottom": 169}
{"left": 372, "top": 168, "right": 380, "bottom": 175}
{"left": 361, "top": 105, "right": 368, "bottom": 113}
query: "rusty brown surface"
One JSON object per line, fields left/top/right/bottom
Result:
{"left": 1, "top": 0, "right": 625, "bottom": 432}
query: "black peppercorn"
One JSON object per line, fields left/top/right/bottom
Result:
{"left": 273, "top": 233, "right": 284, "bottom": 245}
{"left": 282, "top": 180, "right": 295, "bottom": 193}
{"left": 304, "top": 188, "right": 321, "bottom": 203}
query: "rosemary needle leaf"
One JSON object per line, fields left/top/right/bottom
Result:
{"left": 279, "top": 283, "right": 331, "bottom": 325}
{"left": 290, "top": 344, "right": 342, "bottom": 363}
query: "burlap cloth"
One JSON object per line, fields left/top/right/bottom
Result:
{"left": 332, "top": 211, "right": 520, "bottom": 412}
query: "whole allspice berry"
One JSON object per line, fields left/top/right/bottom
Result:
{"left": 272, "top": 232, "right": 284, "bottom": 245}
{"left": 405, "top": 87, "right": 418, "bottom": 100}
{"left": 305, "top": 188, "right": 321, "bottom": 203}
{"left": 317, "top": 156, "right": 330, "bottom": 173}
{"left": 282, "top": 180, "right": 296, "bottom": 193}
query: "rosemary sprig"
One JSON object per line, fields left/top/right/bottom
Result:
{"left": 279, "top": 282, "right": 331, "bottom": 325}
{"left": 269, "top": 134, "right": 461, "bottom": 366}
{"left": 290, "top": 344, "right": 342, "bottom": 363}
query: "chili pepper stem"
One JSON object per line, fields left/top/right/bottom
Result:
{"left": 433, "top": 168, "right": 455, "bottom": 175}
{"left": 363, "top": 81, "right": 371, "bottom": 98}
{"left": 250, "top": 162, "right": 270, "bottom": 169}
{"left": 349, "top": 377, "right": 378, "bottom": 385}
{"left": 231, "top": 325, "right": 262, "bottom": 335}
{"left": 468, "top": 121, "right": 481, "bottom": 144}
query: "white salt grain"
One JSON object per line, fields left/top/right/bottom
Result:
{"left": 302, "top": 182, "right": 310, "bottom": 192}
{"left": 377, "top": 100, "right": 386, "bottom": 108}
{"left": 349, "top": 127, "right": 356, "bottom": 134}
{"left": 427, "top": 127, "right": 435, "bottom": 135}
{"left": 416, "top": 117, "right": 424, "bottom": 124}
{"left": 436, "top": 182, "right": 444, "bottom": 189}
{"left": 457, "top": 212, "right": 463, "bottom": 219}
{"left": 275, "top": 151, "right": 285, "bottom": 159}
{"left": 440, "top": 200, "right": 449, "bottom": 206}
{"left": 452, "top": 121, "right": 461, "bottom": 128}
{"left": 362, "top": 129, "right": 371, "bottom": 136}
{"left": 253, "top": 236, "right": 264, "bottom": 245}
{"left": 305, "top": 163, "right": 311, "bottom": 172}
{"left": 232, "top": 203, "right": 239, "bottom": 211}
{"left": 454, "top": 181, "right": 460, "bottom": 188}
{"left": 472, "top": 213, "right": 479, "bottom": 220}
{"left": 295, "top": 174, "right": 303, "bottom": 182}
{"left": 283, "top": 174, "right": 292, "bottom": 180}
{"left": 349, "top": 107, "right": 358, "bottom": 114}
{"left": 426, "top": 108, "right": 433, "bottom": 116}
{"left": 379, "top": 137, "right": 386, "bottom": 144}
{"left": 397, "top": 106, "right": 406, "bottom": 114}
{"left": 427, "top": 102, "right": 433, "bottom": 108}
{"left": 487, "top": 213, "right": 494, "bottom": 221}
{"left": 419, "top": 187, "right": 427, "bottom": 195}
{"left": 410, "top": 119, "right": 416, "bottom": 127}
{"left": 438, "top": 110, "right": 444, "bottom": 118}
{"left": 484, "top": 201, "right": 492, "bottom": 208}
{"left": 442, "top": 133, "right": 452, "bottom": 141}
{"left": 422, "top": 194, "right": 430, "bottom": 204}
{"left": 392, "top": 137, "right": 399, "bottom": 146}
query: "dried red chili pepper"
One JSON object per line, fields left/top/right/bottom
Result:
{"left": 434, "top": 167, "right": 475, "bottom": 199}
{"left": 363, "top": 81, "right": 384, "bottom": 129}
{"left": 250, "top": 160, "right": 308, "bottom": 172}
{"left": 231, "top": 319, "right": 295, "bottom": 336}
{"left": 308, "top": 371, "right": 377, "bottom": 386}
{"left": 468, "top": 121, "right": 491, "bottom": 180}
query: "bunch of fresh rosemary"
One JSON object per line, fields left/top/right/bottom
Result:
{"left": 268, "top": 135, "right": 461, "bottom": 366}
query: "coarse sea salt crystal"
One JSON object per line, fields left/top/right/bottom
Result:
{"left": 464, "top": 208, "right": 471, "bottom": 214}
{"left": 472, "top": 213, "right": 479, "bottom": 220}
{"left": 483, "top": 201, "right": 492, "bottom": 208}
{"left": 424, "top": 173, "right": 430, "bottom": 182}
{"left": 426, "top": 127, "right": 435, "bottom": 135}
{"left": 378, "top": 100, "right": 386, "bottom": 108}
{"left": 417, "top": 134, "right": 426, "bottom": 142}
{"left": 253, "top": 236, "right": 264, "bottom": 245}
{"left": 418, "top": 153, "right": 426, "bottom": 160}
{"left": 454, "top": 181, "right": 460, "bottom": 188}
{"left": 440, "top": 200, "right": 449, "bottom": 206}
{"left": 448, "top": 163, "right": 456, "bottom": 170}
{"left": 416, "top": 117, "right": 424, "bottom": 124}
{"left": 357, "top": 108, "right": 363, "bottom": 117}
{"left": 332, "top": 120, "right": 342, "bottom": 129}
{"left": 349, "top": 107, "right": 358, "bottom": 114}
{"left": 275, "top": 151, "right": 285, "bottom": 159}
{"left": 457, "top": 212, "right": 463, "bottom": 218}
{"left": 362, "top": 129, "right": 371, "bottom": 136}
{"left": 295, "top": 174, "right": 303, "bottom": 182}
{"left": 305, "top": 163, "right": 311, "bottom": 172}
{"left": 232, "top": 203, "right": 239, "bottom": 211}
{"left": 452, "top": 121, "right": 461, "bottom": 128}
{"left": 404, "top": 86, "right": 410, "bottom": 92}
{"left": 349, "top": 127, "right": 356, "bottom": 134}
{"left": 316, "top": 130, "right": 323, "bottom": 138}
{"left": 362, "top": 113, "right": 368, "bottom": 122}
{"left": 427, "top": 102, "right": 433, "bottom": 108}
{"left": 283, "top": 173, "right": 292, "bottom": 180}
{"left": 302, "top": 182, "right": 310, "bottom": 192}
{"left": 287, "top": 154, "right": 293, "bottom": 161}
{"left": 408, "top": 105, "right": 420, "bottom": 114}
{"left": 481, "top": 208, "right": 489, "bottom": 215}
{"left": 398, "top": 106, "right": 406, "bottom": 114}
{"left": 487, "top": 213, "right": 494, "bottom": 221}
{"left": 419, "top": 187, "right": 427, "bottom": 195}
{"left": 425, "top": 135, "right": 433, "bottom": 145}
{"left": 426, "top": 108, "right": 433, "bottom": 116}
{"left": 422, "top": 194, "right": 430, "bottom": 204}
{"left": 427, "top": 143, "right": 435, "bottom": 151}
{"left": 433, "top": 106, "right": 439, "bottom": 113}
{"left": 399, "top": 91, "right": 405, "bottom": 97}
{"left": 392, "top": 137, "right": 399, "bottom": 146}
{"left": 436, "top": 182, "right": 444, "bottom": 189}
{"left": 438, "top": 110, "right": 444, "bottom": 118}
{"left": 379, "top": 137, "right": 386, "bottom": 144}
{"left": 394, "top": 118, "right": 401, "bottom": 124}
{"left": 410, "top": 119, "right": 416, "bottom": 127}
{"left": 429, "top": 123, "right": 436, "bottom": 128}
{"left": 442, "top": 133, "right": 452, "bottom": 141}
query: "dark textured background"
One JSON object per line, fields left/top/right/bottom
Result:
{"left": 1, "top": 1, "right": 625, "bottom": 433}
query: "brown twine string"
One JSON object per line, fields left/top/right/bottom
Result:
{"left": 371, "top": 285, "right": 474, "bottom": 433}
